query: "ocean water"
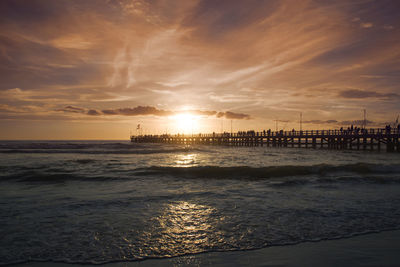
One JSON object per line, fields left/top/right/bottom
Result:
{"left": 1, "top": 140, "right": 400, "bottom": 265}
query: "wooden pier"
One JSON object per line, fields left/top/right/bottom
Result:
{"left": 131, "top": 128, "right": 400, "bottom": 152}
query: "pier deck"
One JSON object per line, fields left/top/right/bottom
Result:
{"left": 131, "top": 128, "right": 400, "bottom": 152}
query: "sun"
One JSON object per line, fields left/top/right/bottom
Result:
{"left": 172, "top": 113, "right": 199, "bottom": 134}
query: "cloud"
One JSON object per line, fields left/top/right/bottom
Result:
{"left": 1, "top": 0, "right": 400, "bottom": 137}
{"left": 217, "top": 111, "right": 251, "bottom": 120}
{"left": 302, "top": 119, "right": 384, "bottom": 127}
{"left": 87, "top": 109, "right": 101, "bottom": 116}
{"left": 102, "top": 106, "right": 173, "bottom": 116}
{"left": 338, "top": 89, "right": 400, "bottom": 99}
{"left": 56, "top": 105, "right": 85, "bottom": 113}
{"left": 360, "top": 22, "right": 373, "bottom": 28}
{"left": 0, "top": 104, "right": 24, "bottom": 113}
{"left": 326, "top": 120, "right": 338, "bottom": 124}
{"left": 189, "top": 110, "right": 218, "bottom": 116}
{"left": 58, "top": 105, "right": 251, "bottom": 120}
{"left": 340, "top": 119, "right": 374, "bottom": 125}
{"left": 303, "top": 120, "right": 338, "bottom": 124}
{"left": 303, "top": 120, "right": 384, "bottom": 129}
{"left": 383, "top": 25, "right": 394, "bottom": 30}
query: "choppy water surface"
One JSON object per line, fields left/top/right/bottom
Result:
{"left": 1, "top": 140, "right": 400, "bottom": 264}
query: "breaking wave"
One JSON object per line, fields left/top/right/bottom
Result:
{"left": 2, "top": 163, "right": 400, "bottom": 183}
{"left": 135, "top": 163, "right": 400, "bottom": 179}
{"left": 0, "top": 142, "right": 210, "bottom": 155}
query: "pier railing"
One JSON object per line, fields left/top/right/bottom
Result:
{"left": 133, "top": 128, "right": 399, "bottom": 138}
{"left": 131, "top": 128, "right": 400, "bottom": 152}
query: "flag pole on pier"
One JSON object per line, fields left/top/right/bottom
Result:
{"left": 363, "top": 109, "right": 367, "bottom": 129}
{"left": 300, "top": 112, "right": 303, "bottom": 131}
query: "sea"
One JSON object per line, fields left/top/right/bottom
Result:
{"left": 1, "top": 140, "right": 400, "bottom": 265}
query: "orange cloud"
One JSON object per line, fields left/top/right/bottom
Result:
{"left": 1, "top": 0, "right": 399, "bottom": 138}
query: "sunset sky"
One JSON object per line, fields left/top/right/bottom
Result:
{"left": 0, "top": 0, "right": 399, "bottom": 139}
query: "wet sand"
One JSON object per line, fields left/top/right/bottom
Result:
{"left": 16, "top": 229, "right": 400, "bottom": 267}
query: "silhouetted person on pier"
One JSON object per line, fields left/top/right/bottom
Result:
{"left": 385, "top": 125, "right": 391, "bottom": 134}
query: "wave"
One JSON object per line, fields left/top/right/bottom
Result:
{"left": 0, "top": 171, "right": 123, "bottom": 183}
{"left": 0, "top": 142, "right": 209, "bottom": 155}
{"left": 0, "top": 142, "right": 129, "bottom": 150}
{"left": 0, "top": 148, "right": 204, "bottom": 155}
{"left": 5, "top": 227, "right": 400, "bottom": 266}
{"left": 134, "top": 163, "right": 400, "bottom": 180}
{"left": 2, "top": 163, "right": 399, "bottom": 183}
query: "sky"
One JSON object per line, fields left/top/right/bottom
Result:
{"left": 0, "top": 0, "right": 399, "bottom": 139}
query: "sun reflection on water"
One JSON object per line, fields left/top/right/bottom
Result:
{"left": 152, "top": 201, "right": 220, "bottom": 255}
{"left": 174, "top": 154, "right": 197, "bottom": 167}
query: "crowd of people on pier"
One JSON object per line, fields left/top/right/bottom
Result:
{"left": 134, "top": 124, "right": 400, "bottom": 138}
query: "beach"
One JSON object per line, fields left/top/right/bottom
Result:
{"left": 16, "top": 230, "right": 400, "bottom": 267}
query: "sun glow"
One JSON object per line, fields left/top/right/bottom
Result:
{"left": 172, "top": 113, "right": 200, "bottom": 134}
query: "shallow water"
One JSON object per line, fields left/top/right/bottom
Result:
{"left": 1, "top": 141, "right": 400, "bottom": 264}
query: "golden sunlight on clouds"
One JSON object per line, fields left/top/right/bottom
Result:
{"left": 0, "top": 0, "right": 399, "bottom": 139}
{"left": 51, "top": 35, "right": 94, "bottom": 50}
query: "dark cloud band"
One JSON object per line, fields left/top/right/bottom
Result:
{"left": 338, "top": 89, "right": 400, "bottom": 99}
{"left": 58, "top": 105, "right": 251, "bottom": 120}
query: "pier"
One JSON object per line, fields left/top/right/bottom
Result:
{"left": 131, "top": 128, "right": 400, "bottom": 152}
